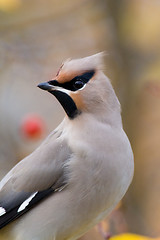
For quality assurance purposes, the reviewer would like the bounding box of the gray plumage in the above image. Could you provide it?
[0,53,134,240]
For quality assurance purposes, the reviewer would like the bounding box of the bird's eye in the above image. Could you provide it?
[73,80,84,90]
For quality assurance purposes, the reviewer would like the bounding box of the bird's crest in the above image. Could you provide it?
[55,52,105,84]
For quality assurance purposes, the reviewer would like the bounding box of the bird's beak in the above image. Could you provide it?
[37,82,55,91]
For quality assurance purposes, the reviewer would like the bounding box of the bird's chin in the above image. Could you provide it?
[38,82,80,119]
[49,90,80,119]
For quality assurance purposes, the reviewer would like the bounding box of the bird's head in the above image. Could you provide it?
[38,53,121,124]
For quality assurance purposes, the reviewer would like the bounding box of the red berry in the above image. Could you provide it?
[21,114,45,140]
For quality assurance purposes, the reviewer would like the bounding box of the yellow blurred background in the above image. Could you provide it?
[0,0,160,239]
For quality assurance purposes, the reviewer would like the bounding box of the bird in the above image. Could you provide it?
[0,53,134,240]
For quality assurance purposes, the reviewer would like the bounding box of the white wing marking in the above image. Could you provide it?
[17,192,38,213]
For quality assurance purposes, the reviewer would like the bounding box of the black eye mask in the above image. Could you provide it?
[48,70,95,92]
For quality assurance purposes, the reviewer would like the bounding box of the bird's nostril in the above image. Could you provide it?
[48,80,59,86]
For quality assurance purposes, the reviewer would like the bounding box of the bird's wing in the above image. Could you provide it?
[0,128,71,229]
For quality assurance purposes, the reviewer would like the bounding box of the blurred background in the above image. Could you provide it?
[0,0,160,239]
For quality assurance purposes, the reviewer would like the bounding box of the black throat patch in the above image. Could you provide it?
[49,90,80,119]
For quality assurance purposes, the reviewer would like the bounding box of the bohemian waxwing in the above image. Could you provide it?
[0,53,134,240]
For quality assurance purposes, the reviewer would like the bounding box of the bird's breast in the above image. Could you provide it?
[65,121,134,215]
